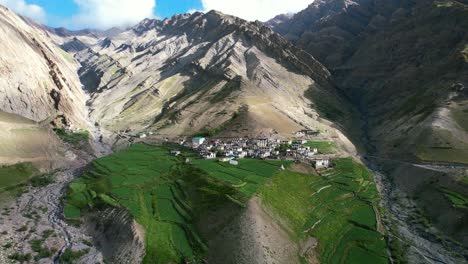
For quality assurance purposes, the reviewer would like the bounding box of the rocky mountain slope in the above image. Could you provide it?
[0,5,92,168]
[270,0,468,161]
[269,0,468,257]
[58,11,357,147]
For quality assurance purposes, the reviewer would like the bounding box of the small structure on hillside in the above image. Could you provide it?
[202,152,216,159]
[256,138,268,148]
[170,150,181,156]
[313,159,330,169]
[192,136,206,147]
[219,157,232,162]
[230,160,239,166]
[295,131,306,137]
[139,133,147,139]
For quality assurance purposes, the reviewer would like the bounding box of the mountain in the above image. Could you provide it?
[61,11,357,147]
[0,6,370,264]
[0,5,92,168]
[268,0,468,254]
[270,0,468,160]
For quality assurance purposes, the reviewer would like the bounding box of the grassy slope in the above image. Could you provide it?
[0,163,38,190]
[65,144,387,263]
[53,128,89,146]
[0,163,40,204]
[305,140,336,154]
[64,144,288,263]
[259,158,388,264]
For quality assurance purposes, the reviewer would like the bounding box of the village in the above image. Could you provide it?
[165,130,335,170]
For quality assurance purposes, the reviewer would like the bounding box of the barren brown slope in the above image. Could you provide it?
[62,11,357,143]
[0,5,94,168]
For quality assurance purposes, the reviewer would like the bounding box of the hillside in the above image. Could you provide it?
[269,0,468,260]
[0,5,96,169]
[57,11,358,144]
[269,0,468,162]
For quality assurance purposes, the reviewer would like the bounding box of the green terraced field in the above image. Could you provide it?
[65,144,386,263]
[65,144,204,263]
[305,141,336,154]
[259,158,387,264]
[64,144,289,263]
[191,158,291,199]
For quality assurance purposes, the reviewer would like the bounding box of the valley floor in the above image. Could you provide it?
[0,161,103,263]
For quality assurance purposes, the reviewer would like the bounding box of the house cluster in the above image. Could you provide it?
[294,129,320,137]
[184,136,331,169]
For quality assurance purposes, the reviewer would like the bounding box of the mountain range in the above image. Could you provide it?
[0,0,467,263]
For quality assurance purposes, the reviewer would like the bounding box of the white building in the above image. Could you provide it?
[192,137,206,146]
[256,139,268,147]
[202,152,216,159]
[170,150,181,156]
[230,160,239,166]
[314,159,330,169]
[139,133,147,139]
[295,131,305,137]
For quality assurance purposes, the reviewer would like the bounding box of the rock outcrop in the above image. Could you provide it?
[85,208,145,264]
[0,5,88,128]
[0,5,93,168]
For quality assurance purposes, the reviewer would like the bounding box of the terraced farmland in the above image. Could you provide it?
[259,158,387,264]
[191,158,291,200]
[64,144,204,263]
[64,144,290,263]
[305,140,336,154]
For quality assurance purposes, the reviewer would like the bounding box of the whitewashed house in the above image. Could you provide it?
[314,159,330,169]
[256,139,268,147]
[192,137,206,146]
[202,152,216,159]
[170,150,181,156]
[295,131,305,137]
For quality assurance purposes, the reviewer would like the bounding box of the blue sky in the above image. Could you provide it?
[26,0,203,27]
[0,0,313,30]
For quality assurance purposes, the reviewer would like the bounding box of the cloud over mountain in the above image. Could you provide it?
[71,0,156,29]
[201,0,312,21]
[0,0,46,22]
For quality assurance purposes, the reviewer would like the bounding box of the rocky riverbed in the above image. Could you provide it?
[370,163,468,264]
[0,158,104,264]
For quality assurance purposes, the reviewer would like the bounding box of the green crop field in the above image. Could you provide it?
[259,158,387,264]
[305,141,336,154]
[439,187,468,209]
[64,144,290,263]
[191,158,290,199]
[65,144,386,263]
[64,144,204,263]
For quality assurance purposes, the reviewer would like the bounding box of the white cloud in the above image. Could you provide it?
[0,0,46,22]
[71,0,156,29]
[187,9,202,14]
[201,0,312,21]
